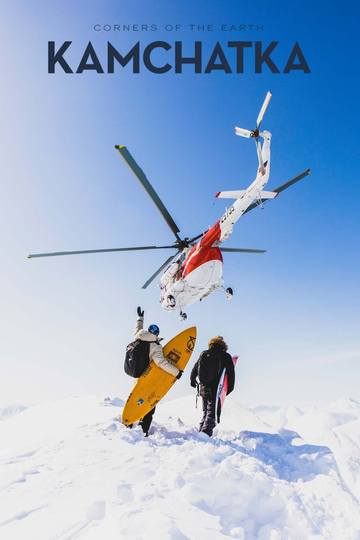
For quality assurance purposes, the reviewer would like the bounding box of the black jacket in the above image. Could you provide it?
[190,343,235,399]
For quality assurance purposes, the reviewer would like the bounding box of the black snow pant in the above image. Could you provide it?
[199,398,216,437]
[139,407,156,435]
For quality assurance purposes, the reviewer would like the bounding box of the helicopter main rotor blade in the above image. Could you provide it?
[28,245,177,259]
[115,145,182,244]
[256,91,272,128]
[142,252,180,289]
[271,169,310,195]
[242,169,310,216]
[220,248,266,253]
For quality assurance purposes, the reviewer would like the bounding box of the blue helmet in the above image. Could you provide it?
[148,324,160,337]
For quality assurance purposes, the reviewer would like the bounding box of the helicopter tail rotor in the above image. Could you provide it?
[235,127,252,138]
[235,91,272,175]
[235,91,272,141]
[256,91,272,129]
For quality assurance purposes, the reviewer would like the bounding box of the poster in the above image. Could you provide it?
[1,1,360,537]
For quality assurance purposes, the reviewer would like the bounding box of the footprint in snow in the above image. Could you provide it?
[117,482,134,503]
[86,501,106,521]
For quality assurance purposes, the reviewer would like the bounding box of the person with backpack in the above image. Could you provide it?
[124,306,182,436]
[190,336,235,437]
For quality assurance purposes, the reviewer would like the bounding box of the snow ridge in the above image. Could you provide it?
[0,405,28,422]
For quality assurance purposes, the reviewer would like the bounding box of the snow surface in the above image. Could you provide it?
[0,405,28,422]
[248,406,304,430]
[0,395,360,539]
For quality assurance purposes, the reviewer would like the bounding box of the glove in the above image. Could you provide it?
[190,380,197,388]
[137,306,144,317]
[176,370,183,380]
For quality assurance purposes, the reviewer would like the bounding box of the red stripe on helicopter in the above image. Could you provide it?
[182,246,223,279]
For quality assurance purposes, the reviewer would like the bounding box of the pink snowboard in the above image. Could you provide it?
[215,356,238,423]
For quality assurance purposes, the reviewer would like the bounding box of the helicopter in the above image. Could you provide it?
[28,92,310,320]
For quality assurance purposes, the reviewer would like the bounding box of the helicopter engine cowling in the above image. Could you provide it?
[160,261,180,285]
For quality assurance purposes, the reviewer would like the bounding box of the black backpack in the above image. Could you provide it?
[198,349,222,384]
[124,340,150,378]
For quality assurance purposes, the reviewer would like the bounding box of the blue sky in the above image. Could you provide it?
[0,0,359,408]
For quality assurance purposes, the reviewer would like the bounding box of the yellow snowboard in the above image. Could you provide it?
[122,327,197,425]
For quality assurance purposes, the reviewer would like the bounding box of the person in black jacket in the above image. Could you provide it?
[190,335,235,437]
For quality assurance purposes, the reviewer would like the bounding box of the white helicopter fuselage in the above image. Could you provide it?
[160,131,272,312]
[160,257,224,311]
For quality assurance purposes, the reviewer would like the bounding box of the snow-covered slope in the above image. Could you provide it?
[245,397,360,504]
[0,405,28,422]
[322,397,360,417]
[248,405,304,430]
[0,396,360,540]
[284,398,360,501]
[156,395,275,435]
